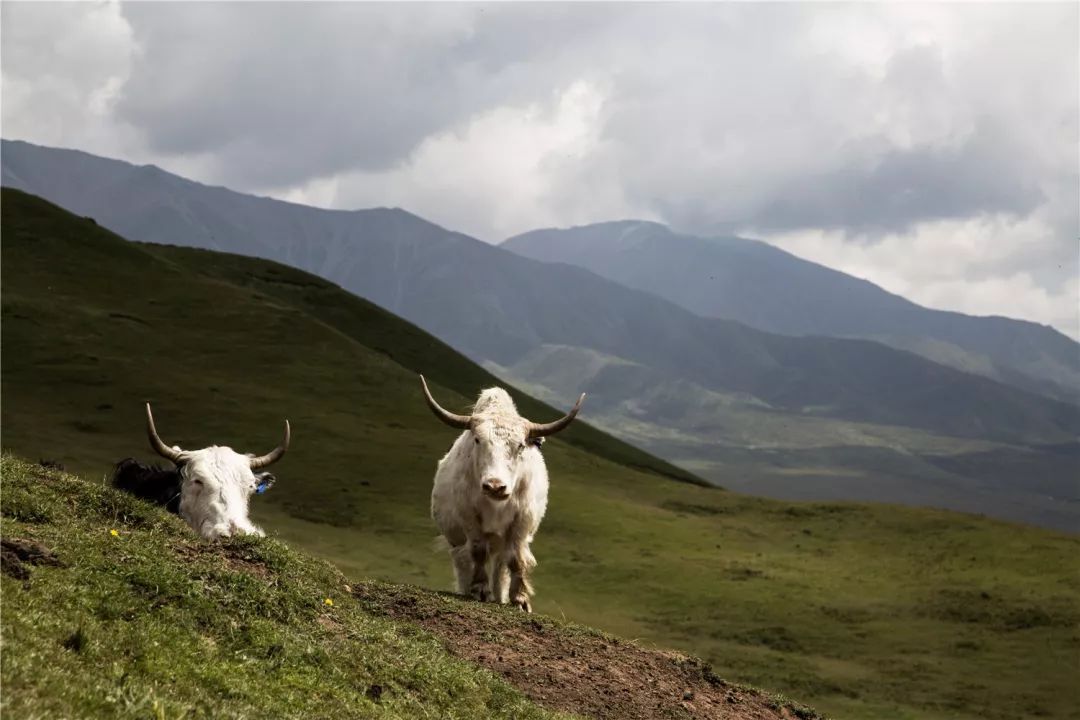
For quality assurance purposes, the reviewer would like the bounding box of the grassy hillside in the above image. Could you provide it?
[0,457,560,719]
[4,189,1080,719]
[4,456,821,719]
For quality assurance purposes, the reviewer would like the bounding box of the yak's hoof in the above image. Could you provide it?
[470,584,491,602]
[512,595,532,613]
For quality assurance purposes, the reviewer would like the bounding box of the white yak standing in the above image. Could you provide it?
[420,375,584,612]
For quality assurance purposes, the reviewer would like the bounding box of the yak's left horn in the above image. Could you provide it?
[145,403,185,464]
[249,420,290,469]
[526,393,586,439]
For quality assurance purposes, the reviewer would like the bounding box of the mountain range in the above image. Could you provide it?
[3,138,1078,530]
[505,221,1080,402]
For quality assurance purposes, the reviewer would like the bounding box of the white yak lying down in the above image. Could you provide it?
[420,375,585,612]
[113,403,290,540]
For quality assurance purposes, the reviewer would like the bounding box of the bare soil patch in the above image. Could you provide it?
[1,537,64,580]
[353,582,819,720]
[171,540,274,580]
[220,545,273,580]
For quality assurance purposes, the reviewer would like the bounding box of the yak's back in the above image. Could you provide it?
[111,458,182,515]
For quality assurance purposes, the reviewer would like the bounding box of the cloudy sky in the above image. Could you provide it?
[2,1,1078,337]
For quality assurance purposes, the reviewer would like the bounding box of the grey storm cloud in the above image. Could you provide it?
[114,3,493,185]
[90,3,1075,240]
[633,41,1051,237]
[723,123,1046,236]
[571,9,1075,240]
[112,3,620,189]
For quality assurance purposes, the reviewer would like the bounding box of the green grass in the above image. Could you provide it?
[1,455,569,719]
[3,188,1080,719]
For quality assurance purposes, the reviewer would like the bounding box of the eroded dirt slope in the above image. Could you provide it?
[353,582,821,720]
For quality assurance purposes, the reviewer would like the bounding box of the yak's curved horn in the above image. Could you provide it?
[419,375,472,429]
[526,393,586,439]
[145,403,185,464]
[249,420,290,469]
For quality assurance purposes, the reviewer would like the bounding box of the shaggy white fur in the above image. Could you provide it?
[429,387,558,612]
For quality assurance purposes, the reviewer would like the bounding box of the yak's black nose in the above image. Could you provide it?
[482,479,509,499]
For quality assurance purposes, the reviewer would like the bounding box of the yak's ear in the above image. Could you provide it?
[254,471,276,494]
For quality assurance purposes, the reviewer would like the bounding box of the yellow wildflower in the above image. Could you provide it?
[323,598,334,607]
[109,529,120,537]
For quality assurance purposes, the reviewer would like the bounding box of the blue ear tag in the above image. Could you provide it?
[254,471,276,494]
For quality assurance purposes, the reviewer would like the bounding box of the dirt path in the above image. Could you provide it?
[353,582,819,720]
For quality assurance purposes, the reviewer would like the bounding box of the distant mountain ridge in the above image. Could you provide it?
[5,138,1080,531]
[503,221,1080,401]
[3,139,1075,444]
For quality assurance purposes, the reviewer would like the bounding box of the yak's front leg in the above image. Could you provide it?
[491,561,511,604]
[506,540,537,613]
[490,536,510,604]
[467,537,492,602]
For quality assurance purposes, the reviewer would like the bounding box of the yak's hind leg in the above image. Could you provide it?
[448,542,472,596]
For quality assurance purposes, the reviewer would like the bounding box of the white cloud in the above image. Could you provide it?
[920,275,1079,340]
[765,214,1079,337]
[1,0,138,156]
[283,79,646,242]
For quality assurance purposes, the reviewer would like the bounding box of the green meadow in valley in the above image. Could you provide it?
[4,189,1079,719]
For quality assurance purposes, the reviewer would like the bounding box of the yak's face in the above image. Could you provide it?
[419,376,584,502]
[469,419,532,502]
[176,446,267,539]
